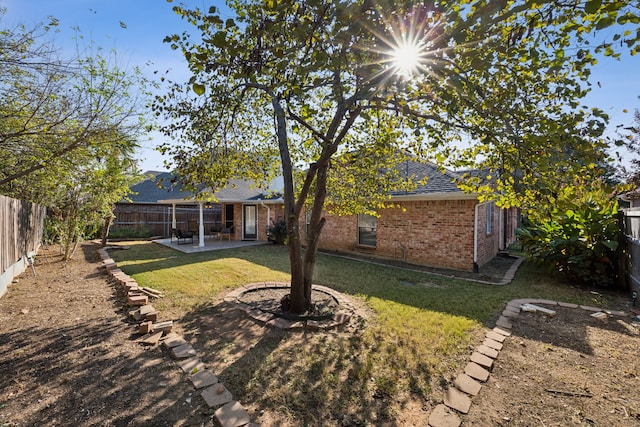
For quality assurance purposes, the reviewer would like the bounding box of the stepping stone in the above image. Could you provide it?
[443,387,471,414]
[171,343,197,359]
[501,308,520,318]
[579,305,603,312]
[493,326,511,337]
[128,294,148,306]
[464,362,490,382]
[428,404,461,427]
[138,321,153,335]
[202,384,233,407]
[496,317,513,330]
[485,331,506,343]
[189,370,218,389]
[178,357,206,374]
[215,401,250,427]
[470,351,493,369]
[558,301,579,308]
[153,321,173,334]
[476,344,499,359]
[141,331,163,346]
[139,305,156,316]
[483,338,503,351]
[454,373,482,396]
[163,335,188,349]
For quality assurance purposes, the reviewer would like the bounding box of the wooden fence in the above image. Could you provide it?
[0,195,47,298]
[622,207,640,300]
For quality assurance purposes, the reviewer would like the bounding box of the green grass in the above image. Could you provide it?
[110,241,615,425]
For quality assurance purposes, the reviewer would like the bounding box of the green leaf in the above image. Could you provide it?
[192,83,205,95]
[584,0,601,14]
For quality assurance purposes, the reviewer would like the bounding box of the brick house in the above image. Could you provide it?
[304,162,519,272]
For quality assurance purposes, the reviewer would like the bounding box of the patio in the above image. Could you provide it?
[153,237,268,254]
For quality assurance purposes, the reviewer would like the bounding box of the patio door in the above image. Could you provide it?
[243,204,257,240]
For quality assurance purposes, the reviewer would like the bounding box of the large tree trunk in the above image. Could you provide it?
[302,164,329,305]
[271,95,310,314]
[101,215,113,248]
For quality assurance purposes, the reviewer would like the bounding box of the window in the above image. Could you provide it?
[358,214,377,247]
[486,203,493,235]
[305,211,311,240]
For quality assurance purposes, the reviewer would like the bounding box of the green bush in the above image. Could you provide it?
[517,195,620,287]
[108,226,154,239]
[267,219,288,245]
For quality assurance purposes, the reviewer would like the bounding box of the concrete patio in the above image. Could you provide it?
[153,237,268,254]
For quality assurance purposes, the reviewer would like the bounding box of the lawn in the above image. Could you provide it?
[110,241,614,425]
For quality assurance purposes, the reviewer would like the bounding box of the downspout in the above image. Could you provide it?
[474,201,490,272]
[260,200,270,240]
[499,206,504,251]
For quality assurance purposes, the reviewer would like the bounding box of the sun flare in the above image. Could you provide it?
[391,40,423,77]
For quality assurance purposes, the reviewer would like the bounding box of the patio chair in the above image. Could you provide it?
[172,228,194,245]
[220,225,234,241]
[210,224,223,239]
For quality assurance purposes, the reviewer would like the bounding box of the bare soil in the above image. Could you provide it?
[0,243,214,427]
[1,242,638,426]
[464,303,640,426]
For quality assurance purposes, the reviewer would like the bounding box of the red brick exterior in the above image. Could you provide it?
[302,199,518,272]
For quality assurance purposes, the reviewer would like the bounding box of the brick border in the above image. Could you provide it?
[98,246,259,427]
[427,299,632,427]
[223,282,358,331]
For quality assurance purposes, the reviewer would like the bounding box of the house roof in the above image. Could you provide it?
[389,161,477,200]
[125,163,476,205]
[125,172,194,204]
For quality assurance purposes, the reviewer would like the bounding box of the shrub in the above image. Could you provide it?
[517,194,621,287]
[267,218,288,245]
[108,226,154,239]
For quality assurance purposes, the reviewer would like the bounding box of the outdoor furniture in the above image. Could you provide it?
[220,225,234,241]
[211,224,223,239]
[172,228,194,245]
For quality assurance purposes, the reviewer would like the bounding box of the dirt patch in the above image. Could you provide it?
[464,303,640,426]
[239,287,340,319]
[0,243,214,427]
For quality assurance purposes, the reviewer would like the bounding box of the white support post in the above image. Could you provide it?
[198,202,205,247]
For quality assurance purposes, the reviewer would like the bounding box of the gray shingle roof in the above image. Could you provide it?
[126,172,194,203]
[389,161,465,196]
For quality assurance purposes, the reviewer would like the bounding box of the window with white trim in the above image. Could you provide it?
[486,203,493,235]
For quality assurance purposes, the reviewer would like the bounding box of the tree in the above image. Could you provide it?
[156,0,639,313]
[0,11,149,257]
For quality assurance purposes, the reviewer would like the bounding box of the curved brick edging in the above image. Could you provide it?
[427,299,631,427]
[223,282,357,331]
[97,246,259,427]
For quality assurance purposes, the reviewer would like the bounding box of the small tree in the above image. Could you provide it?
[0,13,149,258]
[156,0,639,313]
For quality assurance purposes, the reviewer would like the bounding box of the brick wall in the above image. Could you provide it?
[305,199,479,271]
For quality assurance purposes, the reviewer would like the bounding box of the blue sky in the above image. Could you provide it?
[2,0,639,172]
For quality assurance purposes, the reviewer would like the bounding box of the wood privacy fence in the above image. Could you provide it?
[0,194,47,298]
[112,203,223,238]
[622,207,640,299]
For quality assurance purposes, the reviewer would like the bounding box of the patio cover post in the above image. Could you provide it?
[198,202,205,247]
[171,203,177,229]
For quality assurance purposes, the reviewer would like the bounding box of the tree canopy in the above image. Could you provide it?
[156,0,639,312]
[0,10,149,257]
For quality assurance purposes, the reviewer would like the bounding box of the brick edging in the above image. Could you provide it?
[223,282,358,331]
[427,299,632,427]
[97,246,259,427]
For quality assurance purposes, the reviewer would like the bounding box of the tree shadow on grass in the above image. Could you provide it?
[180,300,433,426]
